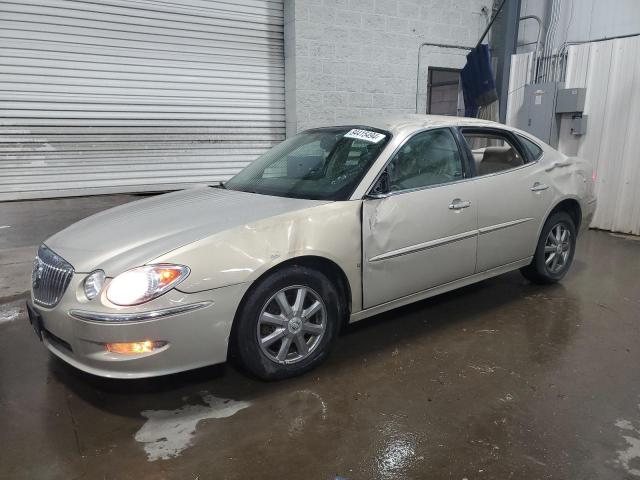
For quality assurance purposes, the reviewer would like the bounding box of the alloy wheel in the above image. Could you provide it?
[257,285,327,364]
[544,223,572,274]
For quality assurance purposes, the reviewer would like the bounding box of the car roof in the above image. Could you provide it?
[333,113,509,136]
[310,114,549,149]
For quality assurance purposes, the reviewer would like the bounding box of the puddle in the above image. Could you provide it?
[286,390,328,437]
[135,392,250,461]
[373,421,419,480]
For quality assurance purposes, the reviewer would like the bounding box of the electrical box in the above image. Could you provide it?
[556,88,586,113]
[570,115,587,135]
[522,82,559,145]
[514,83,588,147]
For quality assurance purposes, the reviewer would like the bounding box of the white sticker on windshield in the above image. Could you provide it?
[344,129,386,143]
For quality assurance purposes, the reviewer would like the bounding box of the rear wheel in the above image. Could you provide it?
[521,211,576,284]
[232,265,342,380]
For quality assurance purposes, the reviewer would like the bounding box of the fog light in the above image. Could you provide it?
[106,340,167,355]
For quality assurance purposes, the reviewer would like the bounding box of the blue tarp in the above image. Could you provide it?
[461,43,498,117]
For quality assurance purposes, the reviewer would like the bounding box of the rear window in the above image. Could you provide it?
[517,135,543,160]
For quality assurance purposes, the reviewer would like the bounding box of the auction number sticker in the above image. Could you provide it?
[344,129,386,143]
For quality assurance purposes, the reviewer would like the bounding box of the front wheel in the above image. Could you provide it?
[521,211,577,284]
[231,265,342,380]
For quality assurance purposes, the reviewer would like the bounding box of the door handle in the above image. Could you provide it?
[449,199,471,210]
[530,182,549,192]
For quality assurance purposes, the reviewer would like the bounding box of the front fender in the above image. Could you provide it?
[151,201,364,310]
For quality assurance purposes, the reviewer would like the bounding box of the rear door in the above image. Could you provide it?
[459,127,553,272]
[362,128,477,308]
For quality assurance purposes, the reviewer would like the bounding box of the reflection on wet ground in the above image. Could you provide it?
[1,229,639,479]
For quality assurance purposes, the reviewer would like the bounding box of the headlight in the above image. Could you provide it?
[84,270,105,300]
[106,264,190,306]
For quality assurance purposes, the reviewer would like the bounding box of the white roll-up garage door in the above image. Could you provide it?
[0,0,285,201]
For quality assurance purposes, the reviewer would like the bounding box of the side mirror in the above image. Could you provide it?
[367,170,390,199]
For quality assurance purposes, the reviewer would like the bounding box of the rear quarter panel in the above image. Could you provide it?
[538,145,597,234]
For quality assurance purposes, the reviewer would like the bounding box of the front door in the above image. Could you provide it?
[362,128,478,308]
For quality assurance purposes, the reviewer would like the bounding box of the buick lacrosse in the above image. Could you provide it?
[27,115,597,380]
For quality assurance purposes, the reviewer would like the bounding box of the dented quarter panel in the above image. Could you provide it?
[535,144,598,238]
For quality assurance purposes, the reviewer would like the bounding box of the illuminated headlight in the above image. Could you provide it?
[106,264,190,306]
[84,270,105,300]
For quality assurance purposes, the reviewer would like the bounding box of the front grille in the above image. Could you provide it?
[32,245,74,308]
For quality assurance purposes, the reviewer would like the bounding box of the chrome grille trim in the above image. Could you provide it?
[32,245,74,308]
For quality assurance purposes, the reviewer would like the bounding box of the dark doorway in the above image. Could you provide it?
[427,68,462,116]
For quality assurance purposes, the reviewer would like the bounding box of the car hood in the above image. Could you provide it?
[45,187,329,275]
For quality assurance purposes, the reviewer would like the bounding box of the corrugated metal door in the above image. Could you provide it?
[0,0,285,201]
[558,36,640,235]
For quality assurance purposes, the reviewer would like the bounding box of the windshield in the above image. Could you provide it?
[225,126,391,200]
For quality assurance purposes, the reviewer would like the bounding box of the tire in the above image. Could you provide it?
[521,211,577,284]
[231,265,342,380]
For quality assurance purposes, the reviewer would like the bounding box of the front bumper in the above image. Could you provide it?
[28,277,249,379]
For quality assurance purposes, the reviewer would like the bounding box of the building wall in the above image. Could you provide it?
[518,0,640,55]
[508,0,640,234]
[559,36,640,234]
[284,0,492,134]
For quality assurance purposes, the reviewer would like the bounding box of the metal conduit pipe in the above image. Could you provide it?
[541,0,561,81]
[554,32,640,81]
[414,42,473,113]
[518,15,542,80]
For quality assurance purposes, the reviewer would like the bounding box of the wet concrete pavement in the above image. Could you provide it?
[1,196,640,479]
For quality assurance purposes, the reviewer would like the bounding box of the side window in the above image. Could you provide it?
[387,129,464,191]
[462,130,525,176]
[517,134,544,160]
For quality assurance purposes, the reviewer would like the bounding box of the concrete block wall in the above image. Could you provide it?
[284,0,493,134]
